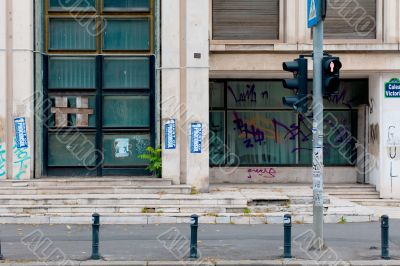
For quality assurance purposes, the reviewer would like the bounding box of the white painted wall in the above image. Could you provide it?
[380,73,400,199]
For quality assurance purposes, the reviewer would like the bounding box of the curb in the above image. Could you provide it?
[1,260,400,266]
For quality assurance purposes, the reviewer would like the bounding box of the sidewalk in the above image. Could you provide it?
[1,222,399,264]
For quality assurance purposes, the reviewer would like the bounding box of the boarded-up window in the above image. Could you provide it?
[212,0,280,40]
[324,0,376,39]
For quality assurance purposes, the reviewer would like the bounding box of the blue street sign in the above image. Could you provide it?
[307,0,320,28]
[165,119,176,150]
[385,78,400,98]
[190,123,202,154]
[14,117,29,149]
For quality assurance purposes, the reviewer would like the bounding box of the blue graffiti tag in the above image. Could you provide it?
[13,142,30,180]
[0,140,6,177]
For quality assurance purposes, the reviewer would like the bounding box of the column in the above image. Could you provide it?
[183,0,210,192]
[161,0,182,184]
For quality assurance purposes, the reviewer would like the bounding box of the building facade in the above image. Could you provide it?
[1,0,400,199]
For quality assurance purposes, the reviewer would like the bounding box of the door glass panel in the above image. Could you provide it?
[299,111,356,165]
[103,96,150,127]
[49,0,96,11]
[102,19,150,51]
[103,134,150,166]
[227,81,288,109]
[210,111,225,165]
[48,57,96,89]
[48,133,96,166]
[103,57,150,89]
[49,19,97,50]
[227,111,297,165]
[210,81,225,108]
[103,0,150,11]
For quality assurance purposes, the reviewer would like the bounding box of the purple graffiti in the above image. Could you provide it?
[247,168,276,179]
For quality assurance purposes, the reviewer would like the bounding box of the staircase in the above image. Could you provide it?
[325,184,380,200]
[0,180,376,224]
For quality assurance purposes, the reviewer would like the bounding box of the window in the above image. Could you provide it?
[209,80,368,166]
[47,0,152,52]
[324,0,377,39]
[44,0,154,176]
[212,0,280,40]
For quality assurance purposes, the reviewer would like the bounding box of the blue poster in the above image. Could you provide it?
[14,117,29,149]
[190,123,202,154]
[385,78,400,98]
[165,119,176,150]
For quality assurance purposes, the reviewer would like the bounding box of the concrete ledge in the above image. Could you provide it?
[2,260,400,266]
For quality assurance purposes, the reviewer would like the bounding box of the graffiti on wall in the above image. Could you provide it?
[232,112,351,153]
[247,168,276,179]
[387,125,400,193]
[0,139,6,177]
[13,141,30,180]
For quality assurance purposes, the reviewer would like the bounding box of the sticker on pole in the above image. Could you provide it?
[307,0,320,28]
[14,117,28,149]
[164,119,176,150]
[190,123,202,154]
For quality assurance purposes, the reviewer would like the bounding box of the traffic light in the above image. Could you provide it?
[322,56,342,97]
[282,57,308,113]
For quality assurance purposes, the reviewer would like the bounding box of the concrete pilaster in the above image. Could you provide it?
[2,0,34,180]
[161,0,182,184]
[183,0,209,192]
[0,0,7,179]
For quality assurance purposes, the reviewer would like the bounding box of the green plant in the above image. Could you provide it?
[243,208,251,215]
[138,146,162,178]
[191,186,199,195]
[141,207,155,214]
[338,216,346,224]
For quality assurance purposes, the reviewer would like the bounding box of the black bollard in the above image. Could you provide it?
[283,214,292,259]
[381,215,390,260]
[91,213,101,260]
[189,214,199,259]
[0,240,4,260]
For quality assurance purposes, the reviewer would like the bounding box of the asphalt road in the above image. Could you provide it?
[1,221,400,262]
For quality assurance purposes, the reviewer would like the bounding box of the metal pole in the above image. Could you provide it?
[91,213,101,260]
[189,214,199,259]
[312,19,324,250]
[283,214,292,258]
[381,215,390,260]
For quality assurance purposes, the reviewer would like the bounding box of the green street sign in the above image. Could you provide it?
[385,78,400,98]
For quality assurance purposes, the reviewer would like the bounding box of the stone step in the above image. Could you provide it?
[325,188,377,193]
[335,194,380,199]
[0,177,173,187]
[0,194,250,205]
[327,191,380,196]
[0,185,192,195]
[0,203,347,217]
[353,199,400,207]
[324,184,376,189]
[0,211,376,225]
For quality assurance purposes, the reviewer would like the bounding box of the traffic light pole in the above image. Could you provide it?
[312,19,324,250]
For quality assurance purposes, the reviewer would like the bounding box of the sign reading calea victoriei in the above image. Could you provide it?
[385,78,400,98]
